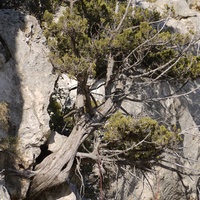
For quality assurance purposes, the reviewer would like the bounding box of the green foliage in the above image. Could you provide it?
[170,56,200,80]
[163,4,176,18]
[0,102,9,132]
[43,10,53,25]
[43,2,163,78]
[0,135,18,153]
[43,6,97,77]
[43,1,200,80]
[47,96,74,135]
[103,112,180,161]
[133,7,160,25]
[0,0,62,19]
[146,0,157,2]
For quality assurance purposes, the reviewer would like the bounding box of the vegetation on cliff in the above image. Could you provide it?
[3,0,198,199]
[0,102,9,132]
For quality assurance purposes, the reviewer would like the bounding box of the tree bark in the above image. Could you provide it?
[105,53,115,99]
[76,74,94,116]
[28,98,115,199]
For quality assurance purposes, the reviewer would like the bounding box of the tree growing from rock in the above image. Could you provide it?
[27,0,200,199]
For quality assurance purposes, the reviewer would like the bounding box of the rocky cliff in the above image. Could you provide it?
[0,0,200,199]
[0,10,56,199]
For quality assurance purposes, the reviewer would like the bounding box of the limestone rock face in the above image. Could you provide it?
[101,79,200,200]
[34,1,200,199]
[0,10,56,198]
[54,75,200,200]
[0,1,200,199]
[141,82,200,200]
[139,0,200,35]
[188,0,200,10]
[155,0,196,16]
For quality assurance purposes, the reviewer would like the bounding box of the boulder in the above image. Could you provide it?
[0,9,56,198]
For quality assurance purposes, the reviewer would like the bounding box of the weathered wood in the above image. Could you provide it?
[28,119,90,198]
[28,98,115,199]
[105,54,115,98]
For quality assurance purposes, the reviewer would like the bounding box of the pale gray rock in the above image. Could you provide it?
[1,1,200,199]
[54,74,77,108]
[138,0,200,36]
[0,185,11,200]
[55,74,106,109]
[0,171,10,200]
[39,183,77,200]
[0,9,56,198]
[143,81,200,199]
[55,75,200,199]
[188,0,200,9]
[43,1,200,199]
[47,131,68,153]
[90,78,106,103]
[103,80,200,200]
[155,0,196,17]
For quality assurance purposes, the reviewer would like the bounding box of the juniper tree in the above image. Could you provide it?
[27,0,200,199]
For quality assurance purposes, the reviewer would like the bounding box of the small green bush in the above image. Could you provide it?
[103,112,181,161]
[47,97,74,135]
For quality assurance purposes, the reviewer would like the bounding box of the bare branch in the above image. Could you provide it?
[115,0,132,32]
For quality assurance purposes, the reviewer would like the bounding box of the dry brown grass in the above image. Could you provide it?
[0,102,9,131]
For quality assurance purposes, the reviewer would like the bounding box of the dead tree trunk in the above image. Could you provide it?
[28,98,115,199]
[105,53,115,99]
